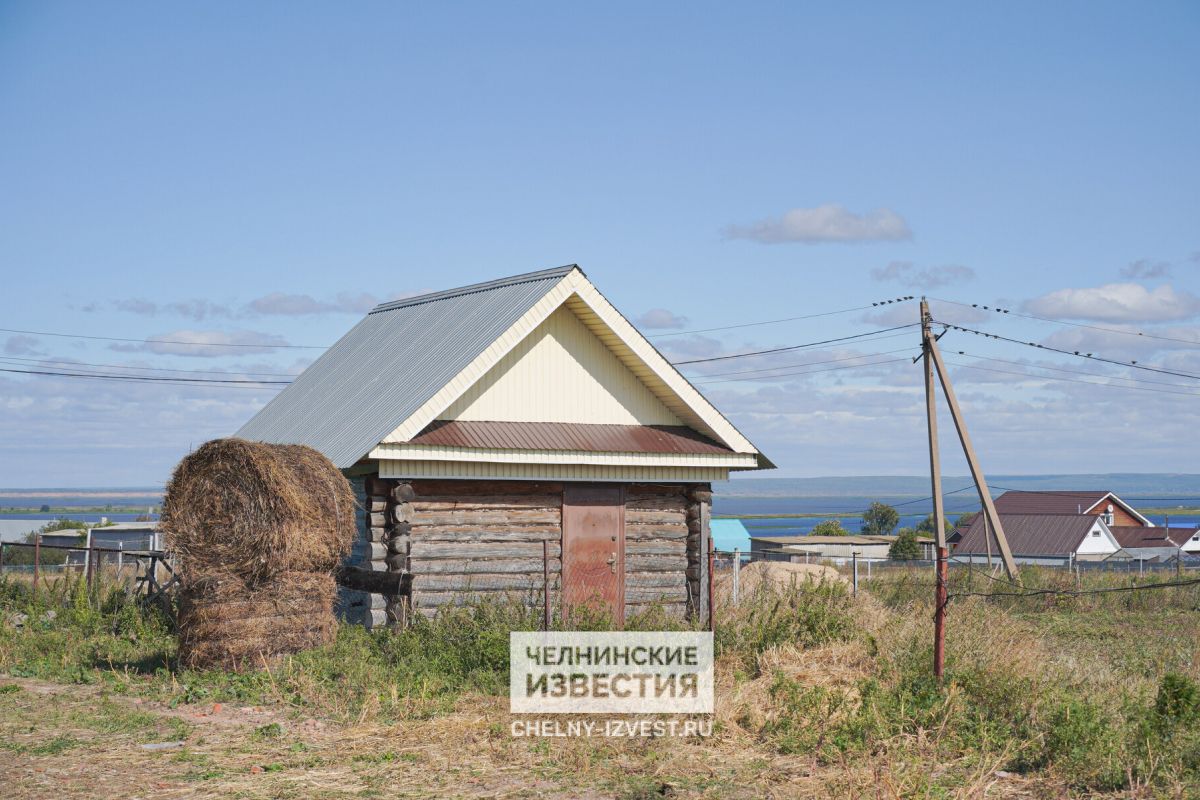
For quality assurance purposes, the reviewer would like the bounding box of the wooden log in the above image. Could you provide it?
[413,574,551,592]
[626,586,688,603]
[625,523,688,540]
[685,507,701,523]
[365,476,395,497]
[687,490,713,504]
[625,509,688,526]
[385,552,408,571]
[624,496,689,512]
[626,601,689,614]
[626,541,687,556]
[413,495,562,510]
[392,482,416,502]
[387,534,411,555]
[625,572,688,589]
[369,498,388,512]
[365,527,389,543]
[411,590,536,608]
[687,518,702,534]
[408,527,561,543]
[409,557,561,575]
[409,509,561,525]
[407,542,562,559]
[626,483,690,497]
[625,554,687,571]
[351,541,388,561]
[369,512,389,528]
[337,588,387,610]
[411,480,564,496]
[390,521,412,538]
[336,566,403,595]
[392,502,415,524]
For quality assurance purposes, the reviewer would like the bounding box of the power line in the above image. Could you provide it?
[0,366,290,387]
[943,358,1200,398]
[670,323,921,365]
[929,297,1200,347]
[683,333,918,378]
[696,355,907,386]
[0,355,301,379]
[938,322,1200,381]
[0,326,325,350]
[944,351,1196,390]
[650,297,915,338]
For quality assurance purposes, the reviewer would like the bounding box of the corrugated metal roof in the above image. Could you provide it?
[954,513,1098,556]
[993,491,1110,515]
[408,420,733,454]
[1110,525,1196,549]
[236,266,579,467]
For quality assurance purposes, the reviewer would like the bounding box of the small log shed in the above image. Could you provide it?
[237,265,772,626]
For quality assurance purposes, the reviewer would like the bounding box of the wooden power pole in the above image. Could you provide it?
[921,299,1021,679]
[921,300,949,679]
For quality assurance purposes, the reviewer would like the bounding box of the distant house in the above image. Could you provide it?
[87,523,161,565]
[710,519,751,554]
[993,490,1152,527]
[751,534,935,564]
[1108,525,1200,563]
[953,513,1119,565]
[37,531,88,567]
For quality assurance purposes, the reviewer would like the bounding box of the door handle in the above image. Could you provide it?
[607,552,617,574]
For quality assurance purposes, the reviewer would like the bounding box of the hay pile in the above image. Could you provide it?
[162,438,355,670]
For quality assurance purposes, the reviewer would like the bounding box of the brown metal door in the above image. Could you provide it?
[562,484,625,626]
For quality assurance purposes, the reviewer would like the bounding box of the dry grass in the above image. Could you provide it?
[160,438,355,584]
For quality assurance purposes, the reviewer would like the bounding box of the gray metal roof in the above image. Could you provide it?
[236,265,579,467]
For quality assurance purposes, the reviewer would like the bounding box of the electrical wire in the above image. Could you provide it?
[937,322,1200,380]
[942,351,1195,390]
[0,366,289,387]
[683,333,918,378]
[0,355,301,379]
[671,323,921,365]
[943,358,1200,398]
[649,297,914,338]
[695,354,915,385]
[0,326,325,349]
[929,296,1200,347]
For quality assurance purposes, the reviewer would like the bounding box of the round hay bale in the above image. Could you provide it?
[161,438,355,584]
[177,571,337,671]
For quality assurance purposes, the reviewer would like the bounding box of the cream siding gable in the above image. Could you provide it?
[436,305,684,426]
[380,268,765,463]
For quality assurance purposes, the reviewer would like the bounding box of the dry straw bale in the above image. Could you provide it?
[177,571,337,670]
[161,438,355,584]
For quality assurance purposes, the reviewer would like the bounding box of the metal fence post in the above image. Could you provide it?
[87,540,96,594]
[543,539,551,631]
[732,548,740,606]
[0,542,5,574]
[33,536,41,601]
[851,552,858,596]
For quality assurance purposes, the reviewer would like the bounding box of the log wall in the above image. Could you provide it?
[407,480,562,617]
[339,474,711,627]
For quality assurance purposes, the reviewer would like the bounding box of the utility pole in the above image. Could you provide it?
[921,299,949,680]
[921,301,1020,580]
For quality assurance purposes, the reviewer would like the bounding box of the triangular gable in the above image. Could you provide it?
[436,304,685,426]
[1082,492,1154,527]
[380,268,767,462]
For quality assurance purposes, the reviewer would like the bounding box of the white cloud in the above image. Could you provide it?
[109,329,295,358]
[1119,259,1171,280]
[635,309,690,330]
[871,261,975,289]
[4,335,47,356]
[1025,283,1200,323]
[248,292,380,316]
[724,204,912,244]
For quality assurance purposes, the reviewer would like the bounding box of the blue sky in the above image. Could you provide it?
[1,2,1198,486]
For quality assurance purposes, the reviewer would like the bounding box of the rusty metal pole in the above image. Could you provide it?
[33,536,41,602]
[707,539,715,632]
[543,539,551,630]
[87,540,96,594]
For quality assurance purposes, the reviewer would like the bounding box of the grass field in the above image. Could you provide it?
[1,568,1198,799]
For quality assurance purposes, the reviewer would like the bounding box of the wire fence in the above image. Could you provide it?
[0,540,176,607]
